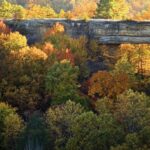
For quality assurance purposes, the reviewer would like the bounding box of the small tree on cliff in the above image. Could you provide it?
[96,0,130,19]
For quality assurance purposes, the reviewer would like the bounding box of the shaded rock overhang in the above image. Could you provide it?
[4,19,150,44]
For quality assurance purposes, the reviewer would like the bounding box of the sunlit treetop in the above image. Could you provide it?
[96,0,130,19]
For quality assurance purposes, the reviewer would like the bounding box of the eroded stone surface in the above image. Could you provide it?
[4,19,150,44]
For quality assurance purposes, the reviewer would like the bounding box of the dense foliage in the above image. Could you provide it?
[96,0,130,19]
[0,7,150,150]
[1,0,150,19]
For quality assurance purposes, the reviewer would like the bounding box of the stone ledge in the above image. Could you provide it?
[4,19,150,44]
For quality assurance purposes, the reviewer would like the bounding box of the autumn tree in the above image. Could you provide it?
[0,102,23,150]
[113,55,136,82]
[128,0,150,19]
[96,0,130,19]
[116,44,150,95]
[0,45,48,112]
[119,44,150,76]
[25,3,56,19]
[111,90,150,150]
[46,34,88,66]
[0,32,27,51]
[68,0,97,19]
[66,112,123,150]
[135,6,150,20]
[132,45,150,75]
[45,23,87,66]
[88,71,130,99]
[46,100,84,150]
[96,89,150,132]
[96,90,150,149]
[0,31,27,80]
[45,61,82,105]
[45,23,89,79]
[114,90,150,133]
[0,21,10,34]
[44,22,65,38]
[0,0,25,19]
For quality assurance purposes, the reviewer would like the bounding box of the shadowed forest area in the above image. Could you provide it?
[0,0,150,150]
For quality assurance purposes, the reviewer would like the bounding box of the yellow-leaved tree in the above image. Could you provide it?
[25,3,56,19]
[0,0,25,19]
[96,0,130,19]
[68,0,97,19]
[119,44,150,76]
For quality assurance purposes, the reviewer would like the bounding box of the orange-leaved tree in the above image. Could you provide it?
[0,20,10,34]
[88,71,130,99]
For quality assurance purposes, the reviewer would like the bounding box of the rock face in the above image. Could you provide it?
[4,19,150,44]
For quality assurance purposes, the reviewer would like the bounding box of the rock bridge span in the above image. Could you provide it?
[4,19,150,44]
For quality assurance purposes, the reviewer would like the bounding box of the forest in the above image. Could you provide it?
[0,0,150,150]
[0,0,150,19]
